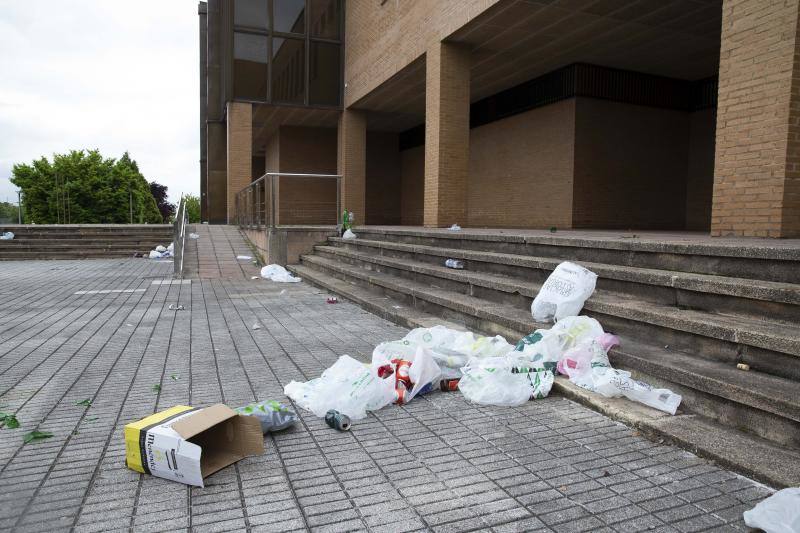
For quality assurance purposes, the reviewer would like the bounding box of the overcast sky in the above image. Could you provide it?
[0,0,199,205]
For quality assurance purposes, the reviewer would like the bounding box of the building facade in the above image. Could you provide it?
[200,0,800,238]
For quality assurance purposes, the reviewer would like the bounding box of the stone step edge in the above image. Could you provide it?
[326,238,800,305]
[352,227,800,262]
[296,255,800,424]
[303,251,800,357]
[288,263,800,488]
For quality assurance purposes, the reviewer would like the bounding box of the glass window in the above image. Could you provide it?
[234,32,268,100]
[309,0,340,40]
[234,0,268,30]
[271,37,305,103]
[274,0,305,34]
[309,41,340,105]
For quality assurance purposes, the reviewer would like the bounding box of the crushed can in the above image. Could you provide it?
[324,410,351,431]
[440,379,460,392]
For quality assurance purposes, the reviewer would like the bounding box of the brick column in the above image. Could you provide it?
[712,0,800,237]
[337,109,367,224]
[226,102,252,224]
[424,41,470,228]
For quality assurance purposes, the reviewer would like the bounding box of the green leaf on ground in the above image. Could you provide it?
[1,413,20,429]
[23,430,53,443]
[76,399,92,407]
[151,384,161,392]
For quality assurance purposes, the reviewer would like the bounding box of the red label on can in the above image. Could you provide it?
[440,379,460,392]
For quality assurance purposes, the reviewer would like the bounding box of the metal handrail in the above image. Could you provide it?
[173,195,188,278]
[235,172,342,229]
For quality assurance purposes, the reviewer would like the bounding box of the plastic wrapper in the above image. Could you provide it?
[531,262,597,322]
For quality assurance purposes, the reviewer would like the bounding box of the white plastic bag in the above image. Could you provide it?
[0,231,14,240]
[532,262,597,322]
[261,264,301,283]
[155,245,167,253]
[189,233,199,239]
[148,250,163,259]
[743,488,800,533]
[343,229,357,240]
[458,357,554,406]
[284,355,396,420]
[515,316,604,372]
[372,345,442,403]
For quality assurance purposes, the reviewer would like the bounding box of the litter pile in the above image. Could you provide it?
[285,261,682,422]
[260,264,301,283]
[0,231,14,240]
[148,243,174,259]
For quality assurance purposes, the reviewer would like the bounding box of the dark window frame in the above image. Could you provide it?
[231,0,343,108]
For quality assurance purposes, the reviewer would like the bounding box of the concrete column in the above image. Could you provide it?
[424,41,470,228]
[337,109,367,223]
[712,0,800,237]
[226,101,252,223]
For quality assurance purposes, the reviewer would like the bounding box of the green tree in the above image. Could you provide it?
[183,194,201,223]
[149,181,176,223]
[0,201,20,223]
[10,150,162,224]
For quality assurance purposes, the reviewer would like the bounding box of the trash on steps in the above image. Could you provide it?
[372,345,441,405]
[260,264,301,283]
[235,400,297,433]
[124,404,264,487]
[1,231,14,240]
[325,409,351,431]
[236,255,252,260]
[251,276,260,280]
[743,487,800,533]
[458,357,554,406]
[737,363,750,371]
[343,229,357,240]
[148,242,174,259]
[515,316,605,373]
[156,245,166,253]
[531,261,597,322]
[448,224,461,231]
[445,259,464,269]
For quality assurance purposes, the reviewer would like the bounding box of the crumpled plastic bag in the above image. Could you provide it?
[564,336,682,415]
[284,355,396,419]
[0,231,14,240]
[149,243,174,259]
[743,487,800,533]
[532,262,597,322]
[515,316,604,372]
[235,400,297,433]
[458,356,554,406]
[372,345,441,404]
[261,264,301,283]
[189,233,199,239]
[343,229,357,239]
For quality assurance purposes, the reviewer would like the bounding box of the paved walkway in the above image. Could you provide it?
[0,242,773,532]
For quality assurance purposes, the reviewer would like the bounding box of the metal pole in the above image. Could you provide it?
[336,176,341,227]
[129,190,133,224]
[17,191,21,224]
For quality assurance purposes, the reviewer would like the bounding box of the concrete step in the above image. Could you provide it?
[288,262,800,488]
[311,246,800,380]
[328,237,800,323]
[353,227,800,284]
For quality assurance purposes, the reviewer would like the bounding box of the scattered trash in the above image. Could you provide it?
[327,297,338,304]
[743,487,800,533]
[549,227,557,233]
[515,316,604,373]
[285,355,397,420]
[1,412,20,429]
[236,255,252,261]
[168,304,185,311]
[235,400,298,433]
[75,399,92,407]
[251,276,260,280]
[531,262,598,322]
[325,409,351,431]
[373,346,441,405]
[170,374,179,381]
[448,224,461,231]
[261,264,301,283]
[445,259,464,269]
[23,430,52,443]
[252,323,261,330]
[149,242,174,259]
[341,210,355,236]
[151,384,161,393]
[1,231,14,240]
[458,358,554,406]
[343,229,357,240]
[124,404,264,487]
[189,233,199,239]
[737,363,750,371]
[440,378,460,392]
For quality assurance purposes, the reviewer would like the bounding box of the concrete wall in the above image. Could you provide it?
[467,99,575,228]
[366,132,402,225]
[573,98,690,230]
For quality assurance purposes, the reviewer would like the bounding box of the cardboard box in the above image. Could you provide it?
[124,404,264,487]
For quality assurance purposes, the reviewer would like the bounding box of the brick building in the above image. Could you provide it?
[199,0,800,238]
